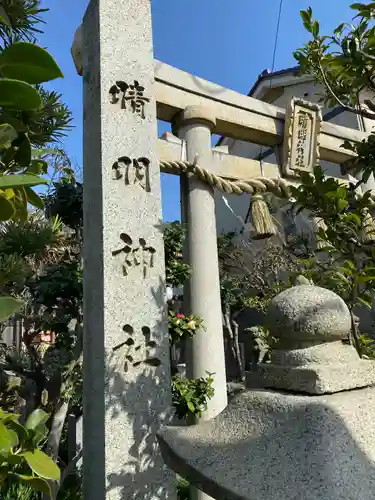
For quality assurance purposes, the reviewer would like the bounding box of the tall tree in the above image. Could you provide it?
[291,3,375,354]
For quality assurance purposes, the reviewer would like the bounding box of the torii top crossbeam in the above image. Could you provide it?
[72,25,368,185]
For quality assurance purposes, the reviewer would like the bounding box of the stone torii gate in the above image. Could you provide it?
[71,1,369,499]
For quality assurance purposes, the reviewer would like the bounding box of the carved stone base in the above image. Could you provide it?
[250,342,375,395]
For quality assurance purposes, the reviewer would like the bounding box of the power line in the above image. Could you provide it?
[271,0,284,75]
[245,0,284,225]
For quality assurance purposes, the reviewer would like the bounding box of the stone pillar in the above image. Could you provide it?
[81,1,174,499]
[175,106,227,500]
[175,106,228,419]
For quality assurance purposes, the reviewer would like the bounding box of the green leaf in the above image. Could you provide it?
[0,296,24,322]
[300,9,312,28]
[0,174,47,189]
[12,187,28,223]
[358,297,371,308]
[28,159,48,174]
[32,148,59,158]
[337,199,348,211]
[187,401,195,413]
[0,6,10,26]
[350,3,368,9]
[22,449,60,481]
[0,422,11,452]
[25,409,49,431]
[2,412,20,424]
[16,474,52,497]
[31,423,48,447]
[14,134,31,167]
[0,196,15,221]
[0,42,64,84]
[7,420,28,444]
[25,187,44,209]
[334,23,346,35]
[0,79,42,111]
[0,114,28,133]
[0,124,17,148]
[358,275,375,283]
[7,429,19,449]
[312,20,320,37]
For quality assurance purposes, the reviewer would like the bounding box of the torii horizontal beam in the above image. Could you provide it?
[157,135,350,192]
[70,29,368,166]
[157,134,280,179]
[154,61,367,165]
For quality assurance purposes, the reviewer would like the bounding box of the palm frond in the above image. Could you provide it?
[6,88,73,146]
[0,212,62,258]
[0,0,47,46]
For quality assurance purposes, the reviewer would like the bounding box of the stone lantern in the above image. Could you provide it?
[158,285,375,500]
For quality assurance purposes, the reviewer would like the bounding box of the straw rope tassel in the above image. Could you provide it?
[250,194,278,240]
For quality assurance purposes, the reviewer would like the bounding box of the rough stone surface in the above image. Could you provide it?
[81,1,174,498]
[267,285,351,347]
[71,25,83,76]
[254,344,375,394]
[176,108,228,421]
[158,387,375,500]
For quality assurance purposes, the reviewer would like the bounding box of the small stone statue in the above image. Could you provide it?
[244,326,270,369]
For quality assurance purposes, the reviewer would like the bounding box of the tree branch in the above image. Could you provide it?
[46,399,70,460]
[231,312,245,381]
[318,62,375,120]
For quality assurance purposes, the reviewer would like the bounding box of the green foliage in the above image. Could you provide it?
[294,3,375,186]
[172,373,215,420]
[294,4,375,110]
[291,166,375,310]
[163,221,213,419]
[0,214,61,259]
[0,0,72,324]
[17,88,72,147]
[0,1,47,43]
[0,1,69,227]
[0,407,60,499]
[44,181,83,230]
[358,333,375,358]
[0,4,81,499]
[0,296,23,322]
[168,311,203,345]
[177,478,190,500]
[0,42,63,84]
[163,221,191,287]
[0,252,31,287]
[0,482,39,500]
[218,234,296,315]
[28,261,82,312]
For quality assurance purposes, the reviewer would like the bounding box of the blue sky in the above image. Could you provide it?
[38,0,353,221]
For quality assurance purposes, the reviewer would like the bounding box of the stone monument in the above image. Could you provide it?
[79,0,174,498]
[158,285,375,500]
